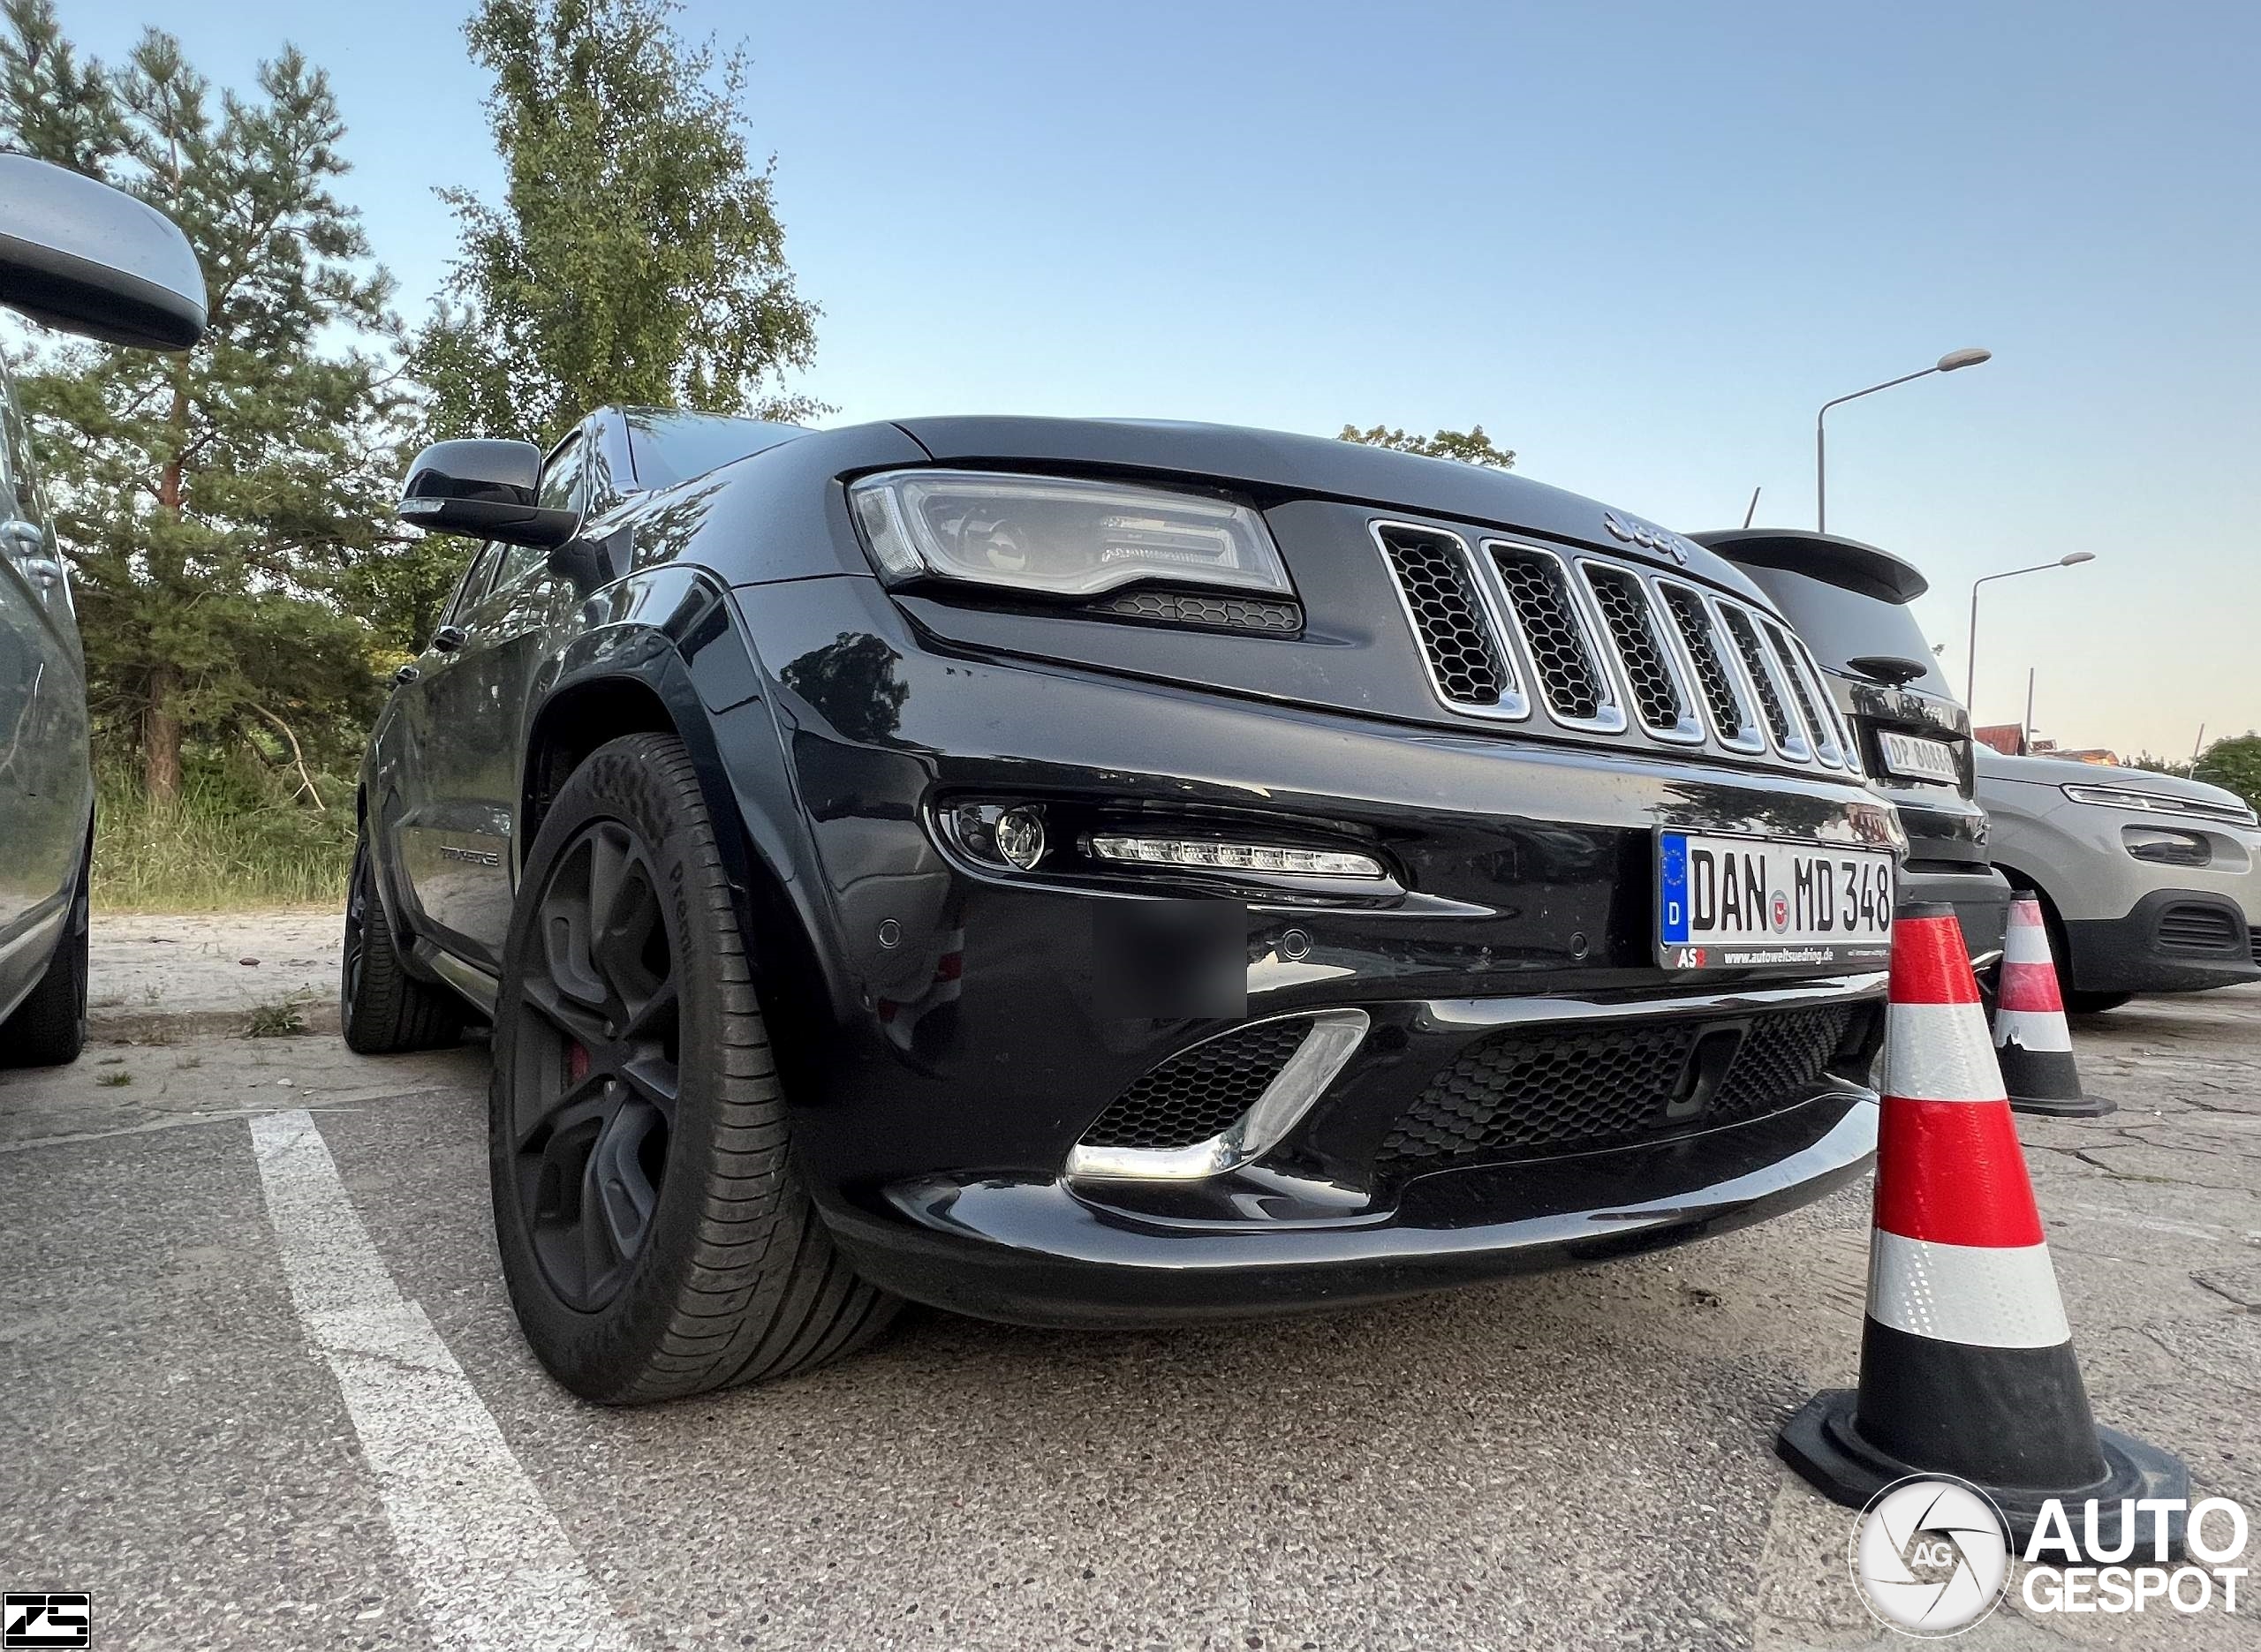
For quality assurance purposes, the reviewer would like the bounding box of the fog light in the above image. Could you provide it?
[1088,835,1384,879]
[994,807,1047,870]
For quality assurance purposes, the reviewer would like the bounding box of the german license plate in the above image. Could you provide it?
[1878,730,1960,785]
[1656,831,1894,970]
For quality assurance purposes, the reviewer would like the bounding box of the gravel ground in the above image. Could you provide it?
[4,915,2257,1650]
[87,909,340,1039]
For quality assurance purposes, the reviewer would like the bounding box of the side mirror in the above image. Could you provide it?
[397,439,580,548]
[0,155,207,350]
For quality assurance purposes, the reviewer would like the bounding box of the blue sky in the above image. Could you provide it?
[70,0,2261,758]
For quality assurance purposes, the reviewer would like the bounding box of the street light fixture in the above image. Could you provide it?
[1965,552,2096,710]
[1815,349,1993,532]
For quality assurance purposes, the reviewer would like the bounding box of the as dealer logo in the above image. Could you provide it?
[1851,1477,2010,1636]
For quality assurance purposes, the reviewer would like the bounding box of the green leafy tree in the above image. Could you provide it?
[412,0,821,445]
[1339,424,1516,469]
[0,0,412,801]
[2195,733,2261,812]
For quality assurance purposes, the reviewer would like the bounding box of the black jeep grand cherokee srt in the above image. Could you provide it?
[349,409,1902,1403]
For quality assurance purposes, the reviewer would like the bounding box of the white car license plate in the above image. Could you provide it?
[1878,730,1961,785]
[1656,832,1894,970]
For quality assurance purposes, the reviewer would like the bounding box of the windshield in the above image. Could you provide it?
[1738,565,1957,699]
[624,410,805,491]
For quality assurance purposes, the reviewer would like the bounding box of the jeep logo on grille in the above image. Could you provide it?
[1602,510,1692,564]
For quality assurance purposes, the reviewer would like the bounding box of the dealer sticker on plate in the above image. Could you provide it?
[1656,831,1894,970]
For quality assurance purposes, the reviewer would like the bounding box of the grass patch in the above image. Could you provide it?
[244,994,312,1038]
[96,1070,132,1087]
[94,765,354,913]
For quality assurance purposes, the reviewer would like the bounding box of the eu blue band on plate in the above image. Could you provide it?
[1659,832,1690,944]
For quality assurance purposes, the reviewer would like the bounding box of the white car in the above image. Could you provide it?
[1976,750,2261,1011]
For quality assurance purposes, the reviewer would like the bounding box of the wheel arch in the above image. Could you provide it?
[518,594,850,1037]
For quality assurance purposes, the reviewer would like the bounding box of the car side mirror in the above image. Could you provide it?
[0,155,208,350]
[397,439,580,549]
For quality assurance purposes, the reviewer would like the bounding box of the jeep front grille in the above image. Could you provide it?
[1489,544,1622,729]
[1374,521,1851,771]
[1375,524,1521,715]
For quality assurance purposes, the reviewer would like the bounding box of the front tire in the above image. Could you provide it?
[1,858,87,1068]
[490,731,897,1403]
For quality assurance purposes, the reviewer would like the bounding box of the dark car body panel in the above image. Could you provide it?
[362,410,1898,1325]
[1695,529,2010,962]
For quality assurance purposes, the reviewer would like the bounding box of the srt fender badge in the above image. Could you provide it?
[1602,510,1692,564]
[438,844,503,866]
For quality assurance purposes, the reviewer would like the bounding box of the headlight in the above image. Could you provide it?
[2062,783,2258,826]
[848,470,1291,600]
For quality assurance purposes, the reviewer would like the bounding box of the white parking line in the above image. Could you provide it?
[249,1110,632,1652]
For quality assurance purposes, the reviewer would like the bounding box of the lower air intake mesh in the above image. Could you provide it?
[1079,1019,1314,1150]
[1379,1002,1865,1172]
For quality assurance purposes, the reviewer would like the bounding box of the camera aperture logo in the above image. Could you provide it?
[1852,1477,2011,1636]
[1849,1483,2253,1635]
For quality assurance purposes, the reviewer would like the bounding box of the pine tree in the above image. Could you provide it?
[414,0,821,445]
[0,0,412,801]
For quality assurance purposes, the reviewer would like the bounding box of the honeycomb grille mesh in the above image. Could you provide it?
[1586,565,1684,731]
[1719,604,1795,745]
[1079,1019,1315,1150]
[1763,619,1834,758]
[1660,585,1750,736]
[1491,547,1606,720]
[1709,1005,1862,1117]
[1378,1003,1864,1172]
[1378,527,1509,707]
[1086,589,1302,632]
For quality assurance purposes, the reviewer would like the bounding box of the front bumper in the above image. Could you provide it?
[829,1085,1878,1326]
[736,575,1899,1321]
[2063,886,2260,995]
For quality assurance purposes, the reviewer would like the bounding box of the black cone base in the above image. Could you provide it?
[1778,1389,2190,1559]
[1999,1045,2114,1117]
[2008,1089,2118,1119]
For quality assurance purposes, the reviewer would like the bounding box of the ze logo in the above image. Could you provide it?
[3,1593,92,1649]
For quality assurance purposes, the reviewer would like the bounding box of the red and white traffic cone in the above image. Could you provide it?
[1995,894,2114,1118]
[1776,902,2186,1556]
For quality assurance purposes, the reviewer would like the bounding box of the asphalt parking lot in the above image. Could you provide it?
[4,921,2258,1651]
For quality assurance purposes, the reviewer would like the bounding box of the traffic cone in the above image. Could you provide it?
[1776,902,2188,1557]
[1995,894,2114,1118]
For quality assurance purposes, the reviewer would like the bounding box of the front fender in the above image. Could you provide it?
[522,563,861,1026]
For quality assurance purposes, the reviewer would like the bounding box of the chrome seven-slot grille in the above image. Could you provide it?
[1375,521,1857,773]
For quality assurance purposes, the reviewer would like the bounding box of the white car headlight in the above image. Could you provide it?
[848,470,1291,600]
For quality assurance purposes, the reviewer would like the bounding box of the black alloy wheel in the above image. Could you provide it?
[507,819,682,1310]
[490,731,898,1403]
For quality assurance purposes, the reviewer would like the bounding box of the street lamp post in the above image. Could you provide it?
[1815,348,1992,533]
[1965,553,2097,710]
